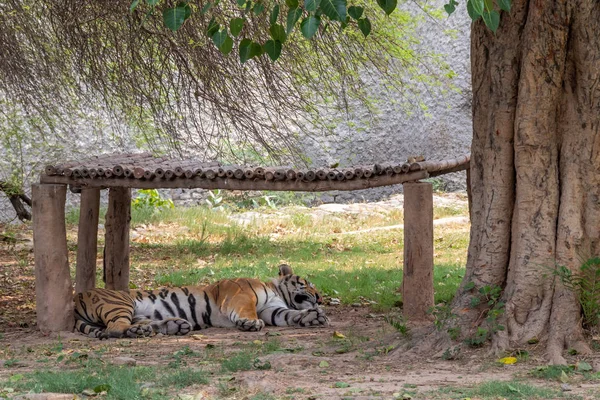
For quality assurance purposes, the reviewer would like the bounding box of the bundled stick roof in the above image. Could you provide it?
[41,152,470,192]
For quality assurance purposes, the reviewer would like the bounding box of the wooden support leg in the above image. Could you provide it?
[401,181,434,322]
[32,184,74,332]
[75,188,100,293]
[104,187,131,290]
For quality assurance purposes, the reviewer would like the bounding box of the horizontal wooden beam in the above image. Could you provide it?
[39,170,429,192]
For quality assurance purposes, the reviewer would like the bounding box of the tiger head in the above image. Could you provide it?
[275,264,324,309]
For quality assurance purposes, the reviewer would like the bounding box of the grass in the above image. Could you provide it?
[5,361,207,399]
[108,195,470,309]
[433,380,574,399]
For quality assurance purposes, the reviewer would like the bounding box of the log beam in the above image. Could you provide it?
[32,184,74,332]
[401,181,434,322]
[75,188,101,293]
[40,170,429,191]
[104,187,131,290]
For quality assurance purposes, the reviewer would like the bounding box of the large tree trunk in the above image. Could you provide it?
[453,0,600,364]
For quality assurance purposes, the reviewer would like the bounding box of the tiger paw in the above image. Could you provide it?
[126,324,153,338]
[236,318,265,332]
[298,308,329,327]
[165,318,192,336]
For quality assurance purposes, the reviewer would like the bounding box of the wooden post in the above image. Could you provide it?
[104,187,131,290]
[401,181,434,322]
[75,188,101,293]
[32,184,74,332]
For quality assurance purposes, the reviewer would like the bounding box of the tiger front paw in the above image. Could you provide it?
[296,308,329,327]
[236,318,265,332]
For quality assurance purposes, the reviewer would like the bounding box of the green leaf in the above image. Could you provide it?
[286,8,302,34]
[444,3,456,15]
[269,24,287,43]
[206,18,220,37]
[470,0,484,17]
[264,40,282,61]
[465,281,476,290]
[253,3,265,14]
[212,30,227,48]
[147,0,160,5]
[334,382,350,388]
[577,361,593,372]
[230,18,244,36]
[239,39,262,63]
[498,0,511,11]
[286,0,299,8]
[305,0,321,12]
[270,5,280,24]
[220,35,233,55]
[466,0,481,20]
[320,0,347,22]
[130,0,140,12]
[376,0,396,15]
[236,0,245,6]
[484,0,493,11]
[239,39,253,63]
[300,16,320,39]
[200,2,212,15]
[482,10,500,33]
[357,17,371,37]
[162,4,191,31]
[348,6,363,19]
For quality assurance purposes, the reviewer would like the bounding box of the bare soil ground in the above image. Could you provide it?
[1,222,599,399]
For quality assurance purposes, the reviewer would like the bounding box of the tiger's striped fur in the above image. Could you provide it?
[74,264,328,339]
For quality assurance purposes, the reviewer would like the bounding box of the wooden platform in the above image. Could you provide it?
[32,152,470,333]
[41,153,469,191]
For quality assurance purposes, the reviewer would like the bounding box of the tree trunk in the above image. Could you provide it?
[453,0,600,364]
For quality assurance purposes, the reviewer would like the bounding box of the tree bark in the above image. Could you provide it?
[453,0,599,364]
[0,181,32,221]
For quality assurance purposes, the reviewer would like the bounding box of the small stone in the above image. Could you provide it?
[561,383,572,392]
[111,356,136,366]
[81,389,97,396]
[351,303,361,307]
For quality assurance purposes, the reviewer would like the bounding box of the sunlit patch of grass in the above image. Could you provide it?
[85,194,470,309]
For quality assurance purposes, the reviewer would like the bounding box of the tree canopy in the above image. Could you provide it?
[0,0,454,171]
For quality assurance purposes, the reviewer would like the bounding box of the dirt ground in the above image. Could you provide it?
[1,226,600,399]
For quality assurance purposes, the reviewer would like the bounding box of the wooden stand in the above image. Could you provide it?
[75,188,100,293]
[32,184,74,332]
[104,187,131,290]
[401,182,434,322]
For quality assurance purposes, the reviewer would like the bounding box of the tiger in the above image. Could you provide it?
[74,264,329,339]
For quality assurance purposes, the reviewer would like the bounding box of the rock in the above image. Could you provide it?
[111,356,137,366]
[328,298,341,305]
[561,383,572,392]
[351,303,362,307]
[81,389,97,396]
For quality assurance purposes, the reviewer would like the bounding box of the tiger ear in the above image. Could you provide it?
[278,264,293,276]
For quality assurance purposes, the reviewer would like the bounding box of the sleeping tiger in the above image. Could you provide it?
[74,264,328,339]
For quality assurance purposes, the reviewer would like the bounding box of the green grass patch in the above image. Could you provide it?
[3,361,208,399]
[68,194,469,311]
[434,380,570,399]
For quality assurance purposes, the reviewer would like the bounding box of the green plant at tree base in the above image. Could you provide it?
[553,257,600,328]
[462,281,505,347]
